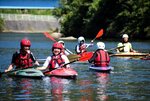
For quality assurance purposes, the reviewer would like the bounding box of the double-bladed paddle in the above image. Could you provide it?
[43,32,73,54]
[91,29,104,42]
[62,52,93,67]
[107,46,125,55]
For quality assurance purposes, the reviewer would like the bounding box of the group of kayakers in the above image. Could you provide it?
[5,33,136,73]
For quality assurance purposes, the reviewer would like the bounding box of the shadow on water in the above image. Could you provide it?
[0,32,150,101]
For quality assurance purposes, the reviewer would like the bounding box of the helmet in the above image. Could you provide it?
[20,39,31,47]
[58,40,64,45]
[52,42,63,50]
[97,42,105,49]
[122,34,129,38]
[78,36,85,43]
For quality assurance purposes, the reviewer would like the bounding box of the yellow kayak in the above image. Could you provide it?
[110,52,149,58]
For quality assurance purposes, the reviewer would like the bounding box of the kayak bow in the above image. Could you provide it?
[89,65,114,72]
[44,67,78,79]
[7,68,44,79]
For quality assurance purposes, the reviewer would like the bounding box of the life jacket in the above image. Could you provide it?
[94,50,110,67]
[15,51,33,68]
[48,54,65,70]
[61,49,66,55]
[79,44,87,53]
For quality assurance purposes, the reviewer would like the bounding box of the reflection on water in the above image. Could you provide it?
[0,33,150,101]
[42,77,71,101]
[96,73,109,101]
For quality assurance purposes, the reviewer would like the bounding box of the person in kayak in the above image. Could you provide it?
[88,42,110,67]
[58,40,73,55]
[75,36,93,54]
[37,42,70,71]
[5,38,39,72]
[116,34,136,53]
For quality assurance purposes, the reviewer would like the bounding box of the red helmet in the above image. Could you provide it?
[52,42,63,50]
[20,39,31,47]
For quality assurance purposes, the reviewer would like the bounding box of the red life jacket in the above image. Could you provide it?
[15,52,33,68]
[79,44,87,53]
[48,54,65,69]
[61,49,66,55]
[94,50,110,67]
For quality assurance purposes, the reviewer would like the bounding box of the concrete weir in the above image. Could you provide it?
[0,14,60,32]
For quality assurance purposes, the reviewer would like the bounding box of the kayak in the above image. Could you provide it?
[7,68,44,79]
[110,52,149,58]
[44,67,78,79]
[89,65,114,72]
[140,56,150,60]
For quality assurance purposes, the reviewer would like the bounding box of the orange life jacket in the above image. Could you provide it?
[48,54,65,70]
[15,52,33,68]
[94,50,110,67]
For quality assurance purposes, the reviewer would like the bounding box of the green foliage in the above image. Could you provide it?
[0,9,53,15]
[0,17,4,32]
[54,0,150,39]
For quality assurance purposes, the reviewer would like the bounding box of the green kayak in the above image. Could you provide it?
[7,68,44,79]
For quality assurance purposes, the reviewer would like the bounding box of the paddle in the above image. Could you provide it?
[37,52,93,70]
[62,51,93,67]
[37,52,93,64]
[107,46,125,52]
[107,46,125,55]
[43,32,73,54]
[44,32,57,42]
[37,54,81,64]
[91,29,104,42]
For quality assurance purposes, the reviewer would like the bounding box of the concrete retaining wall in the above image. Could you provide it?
[0,14,60,32]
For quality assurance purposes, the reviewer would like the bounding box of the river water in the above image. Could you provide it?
[0,33,150,101]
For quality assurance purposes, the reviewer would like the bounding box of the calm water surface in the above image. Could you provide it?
[0,33,150,101]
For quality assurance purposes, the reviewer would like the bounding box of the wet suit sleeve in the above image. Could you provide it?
[11,52,18,64]
[75,45,80,54]
[88,51,97,63]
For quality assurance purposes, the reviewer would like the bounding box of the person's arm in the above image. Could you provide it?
[86,42,94,48]
[129,43,136,52]
[88,51,97,63]
[36,56,51,70]
[5,64,14,72]
[5,52,17,72]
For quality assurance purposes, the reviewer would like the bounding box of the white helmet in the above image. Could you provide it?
[58,40,64,44]
[78,36,85,43]
[97,42,105,49]
[122,34,129,38]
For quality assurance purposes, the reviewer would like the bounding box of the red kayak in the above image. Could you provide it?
[44,67,78,79]
[141,56,150,60]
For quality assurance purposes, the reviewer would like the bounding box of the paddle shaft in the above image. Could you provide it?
[62,52,93,67]
[44,32,73,54]
[107,46,125,51]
